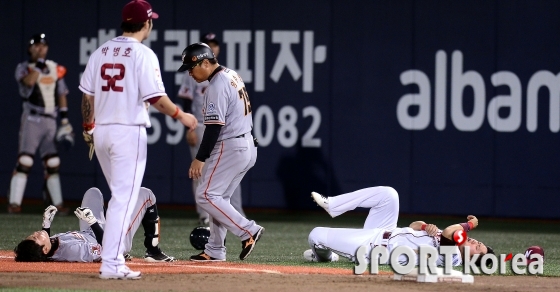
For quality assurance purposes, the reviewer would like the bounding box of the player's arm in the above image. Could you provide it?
[56,66,70,124]
[81,93,95,125]
[149,95,197,130]
[441,215,479,241]
[409,221,439,236]
[21,69,40,87]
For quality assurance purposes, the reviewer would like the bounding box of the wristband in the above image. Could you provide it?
[468,221,474,230]
[83,122,95,132]
[460,222,473,232]
[421,223,427,231]
[171,106,180,119]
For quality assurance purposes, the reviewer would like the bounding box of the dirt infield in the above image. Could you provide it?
[1,250,559,291]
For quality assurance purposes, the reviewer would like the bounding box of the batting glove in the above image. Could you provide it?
[42,205,58,229]
[74,207,97,226]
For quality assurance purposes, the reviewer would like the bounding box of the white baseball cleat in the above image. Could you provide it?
[99,266,142,280]
[311,192,333,217]
[303,249,339,262]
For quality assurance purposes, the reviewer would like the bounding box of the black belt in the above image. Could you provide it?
[234,133,247,138]
[29,109,55,119]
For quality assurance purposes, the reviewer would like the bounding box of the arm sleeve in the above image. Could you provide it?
[138,50,167,101]
[182,98,193,114]
[90,223,104,245]
[42,227,51,236]
[195,124,223,162]
[79,56,96,95]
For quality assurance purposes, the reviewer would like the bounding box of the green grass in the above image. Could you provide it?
[1,204,559,277]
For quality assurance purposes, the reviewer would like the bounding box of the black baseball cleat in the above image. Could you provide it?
[239,227,264,260]
[144,248,176,262]
[124,253,133,261]
[190,252,225,262]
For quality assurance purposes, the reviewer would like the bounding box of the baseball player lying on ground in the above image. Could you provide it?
[304,186,494,266]
[14,187,175,263]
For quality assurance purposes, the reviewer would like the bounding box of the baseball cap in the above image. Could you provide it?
[201,32,220,46]
[122,0,159,24]
[29,33,48,46]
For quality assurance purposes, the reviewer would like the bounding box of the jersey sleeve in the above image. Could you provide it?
[56,77,70,96]
[177,73,194,99]
[15,63,29,83]
[79,55,96,95]
[203,79,227,126]
[138,50,166,101]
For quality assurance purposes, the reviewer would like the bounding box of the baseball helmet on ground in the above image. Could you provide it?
[525,246,544,264]
[177,43,215,72]
[190,226,210,250]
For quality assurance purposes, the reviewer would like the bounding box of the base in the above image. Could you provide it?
[393,267,474,284]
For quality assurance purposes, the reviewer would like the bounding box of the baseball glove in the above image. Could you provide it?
[57,122,75,150]
[83,130,95,160]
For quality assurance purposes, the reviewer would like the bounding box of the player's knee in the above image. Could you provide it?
[383,186,399,204]
[16,154,34,174]
[308,227,327,245]
[43,154,60,174]
[140,187,156,204]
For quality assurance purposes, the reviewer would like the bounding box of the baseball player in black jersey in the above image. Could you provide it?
[8,34,74,215]
[14,187,174,263]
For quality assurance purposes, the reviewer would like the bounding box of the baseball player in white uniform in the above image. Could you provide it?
[305,187,493,267]
[14,187,174,263]
[177,33,245,225]
[177,43,263,262]
[79,0,197,279]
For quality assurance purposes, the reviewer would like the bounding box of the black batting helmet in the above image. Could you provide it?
[177,42,215,72]
[189,226,210,250]
[29,33,48,46]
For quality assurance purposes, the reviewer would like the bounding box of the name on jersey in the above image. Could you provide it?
[101,46,132,57]
[205,115,219,121]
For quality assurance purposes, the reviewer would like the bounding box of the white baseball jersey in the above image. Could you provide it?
[79,36,166,127]
[177,74,206,123]
[203,67,253,140]
[386,228,462,266]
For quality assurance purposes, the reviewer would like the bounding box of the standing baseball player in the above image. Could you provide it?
[14,187,175,263]
[305,187,493,266]
[177,32,245,226]
[177,43,263,262]
[79,0,197,279]
[9,33,74,215]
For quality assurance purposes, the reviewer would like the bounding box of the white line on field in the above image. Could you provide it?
[0,256,14,259]
[132,262,282,274]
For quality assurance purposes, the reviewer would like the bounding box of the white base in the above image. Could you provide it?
[393,267,474,284]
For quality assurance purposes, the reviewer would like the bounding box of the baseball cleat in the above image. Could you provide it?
[311,192,333,217]
[190,252,225,262]
[144,249,176,262]
[239,227,264,260]
[99,266,141,280]
[8,204,21,214]
[303,249,339,262]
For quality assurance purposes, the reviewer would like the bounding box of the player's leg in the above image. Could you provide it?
[317,186,399,230]
[9,111,41,213]
[190,123,209,225]
[230,184,245,217]
[79,187,106,231]
[307,227,381,263]
[39,118,68,214]
[194,135,262,260]
[96,125,146,275]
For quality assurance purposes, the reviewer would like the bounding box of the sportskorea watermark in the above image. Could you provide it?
[353,245,544,275]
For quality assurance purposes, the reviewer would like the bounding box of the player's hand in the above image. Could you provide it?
[82,129,95,161]
[424,224,439,237]
[74,207,97,226]
[467,215,478,229]
[189,159,205,180]
[34,58,49,74]
[42,205,58,229]
[186,130,197,146]
[57,120,74,145]
[177,112,198,132]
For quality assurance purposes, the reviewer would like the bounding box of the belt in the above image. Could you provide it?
[29,109,55,119]
[234,133,247,138]
[374,231,392,248]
